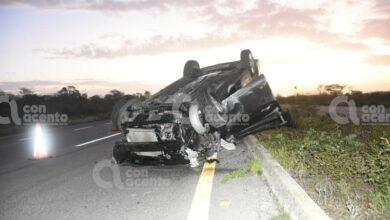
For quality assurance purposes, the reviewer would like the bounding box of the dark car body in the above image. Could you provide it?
[112,50,294,166]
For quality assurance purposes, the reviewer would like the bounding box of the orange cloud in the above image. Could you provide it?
[364,55,390,65]
[360,18,390,41]
[33,0,369,59]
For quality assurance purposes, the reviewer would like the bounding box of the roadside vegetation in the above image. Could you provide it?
[257,105,389,219]
[277,84,390,106]
[0,86,150,136]
[221,159,263,184]
[270,212,290,220]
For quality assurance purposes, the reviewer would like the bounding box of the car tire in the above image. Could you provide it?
[183,60,201,78]
[111,96,139,131]
[240,49,258,75]
[113,142,129,164]
[282,111,299,129]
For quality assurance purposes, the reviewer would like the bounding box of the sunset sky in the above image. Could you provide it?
[0,0,389,96]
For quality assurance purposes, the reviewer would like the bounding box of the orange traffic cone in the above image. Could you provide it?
[33,123,47,159]
[111,123,119,132]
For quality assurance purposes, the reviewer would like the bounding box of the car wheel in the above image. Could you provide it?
[113,143,129,164]
[111,96,139,131]
[240,49,258,75]
[183,60,201,78]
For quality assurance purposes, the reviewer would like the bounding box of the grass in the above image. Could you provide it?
[257,105,390,219]
[221,159,263,184]
[270,212,291,220]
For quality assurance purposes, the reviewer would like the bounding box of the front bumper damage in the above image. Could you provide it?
[111,49,295,166]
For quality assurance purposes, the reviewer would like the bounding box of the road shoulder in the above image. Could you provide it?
[209,142,281,219]
[243,135,331,220]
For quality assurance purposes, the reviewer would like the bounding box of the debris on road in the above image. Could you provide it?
[219,200,232,206]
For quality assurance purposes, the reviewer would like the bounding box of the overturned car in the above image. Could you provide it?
[111,49,294,166]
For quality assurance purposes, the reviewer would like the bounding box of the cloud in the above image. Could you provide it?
[364,55,390,65]
[216,2,368,51]
[0,80,164,95]
[372,0,390,15]
[0,0,211,12]
[358,0,390,41]
[34,0,368,59]
[39,33,246,59]
[360,18,390,41]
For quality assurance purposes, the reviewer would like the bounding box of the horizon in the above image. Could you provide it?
[1,80,389,98]
[1,0,389,96]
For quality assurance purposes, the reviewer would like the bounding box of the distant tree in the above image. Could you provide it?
[144,91,151,99]
[351,90,363,96]
[57,87,68,96]
[317,85,324,95]
[293,85,299,96]
[57,86,81,97]
[346,86,353,93]
[110,89,124,98]
[104,89,124,100]
[67,86,80,96]
[89,95,101,101]
[19,88,34,96]
[324,84,346,95]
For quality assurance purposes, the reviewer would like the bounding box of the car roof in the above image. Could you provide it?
[201,61,239,73]
[201,59,258,74]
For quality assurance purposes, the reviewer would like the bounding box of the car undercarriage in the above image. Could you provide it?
[111,49,295,167]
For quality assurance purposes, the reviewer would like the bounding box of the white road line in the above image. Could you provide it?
[187,153,218,220]
[105,122,111,125]
[74,133,121,147]
[73,126,93,131]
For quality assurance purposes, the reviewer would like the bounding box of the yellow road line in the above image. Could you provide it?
[187,153,218,220]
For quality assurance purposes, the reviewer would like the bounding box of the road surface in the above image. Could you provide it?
[0,121,280,219]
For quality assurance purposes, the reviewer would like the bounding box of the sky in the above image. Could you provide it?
[0,0,389,96]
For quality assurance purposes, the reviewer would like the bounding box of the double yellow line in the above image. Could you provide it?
[187,153,218,220]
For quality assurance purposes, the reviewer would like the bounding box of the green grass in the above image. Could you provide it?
[257,106,390,219]
[221,170,246,184]
[245,159,263,176]
[221,159,263,184]
[270,212,290,220]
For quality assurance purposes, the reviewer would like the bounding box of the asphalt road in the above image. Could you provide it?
[0,121,280,219]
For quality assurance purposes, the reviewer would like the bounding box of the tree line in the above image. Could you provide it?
[277,84,390,106]
[0,86,151,124]
[1,84,389,124]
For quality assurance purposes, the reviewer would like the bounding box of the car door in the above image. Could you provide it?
[222,74,287,139]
